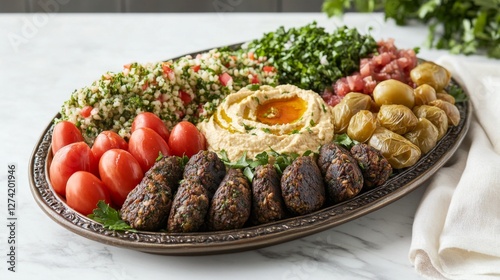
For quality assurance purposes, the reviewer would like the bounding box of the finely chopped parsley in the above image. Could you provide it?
[58,23,380,144]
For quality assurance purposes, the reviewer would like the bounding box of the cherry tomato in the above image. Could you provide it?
[51,121,84,155]
[91,131,128,161]
[131,112,170,142]
[49,142,98,197]
[168,121,206,158]
[99,149,143,207]
[66,171,111,215]
[129,127,171,173]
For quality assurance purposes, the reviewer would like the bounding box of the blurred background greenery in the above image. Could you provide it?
[1,0,498,58]
[322,0,500,58]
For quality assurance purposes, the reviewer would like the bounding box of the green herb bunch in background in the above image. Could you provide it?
[322,0,500,58]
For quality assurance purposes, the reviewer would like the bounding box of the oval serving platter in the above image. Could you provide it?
[29,44,471,255]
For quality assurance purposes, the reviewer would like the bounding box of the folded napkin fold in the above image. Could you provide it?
[409,56,500,279]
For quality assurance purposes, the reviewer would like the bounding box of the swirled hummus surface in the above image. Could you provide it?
[198,84,334,161]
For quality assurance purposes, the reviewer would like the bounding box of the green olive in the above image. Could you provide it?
[373,79,415,108]
[347,110,378,143]
[414,84,437,106]
[429,99,460,126]
[404,118,439,154]
[377,104,418,135]
[413,105,449,140]
[410,62,451,91]
[436,91,456,105]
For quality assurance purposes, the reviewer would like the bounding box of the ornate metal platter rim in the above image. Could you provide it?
[28,45,471,255]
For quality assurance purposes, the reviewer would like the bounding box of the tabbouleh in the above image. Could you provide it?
[59,48,278,144]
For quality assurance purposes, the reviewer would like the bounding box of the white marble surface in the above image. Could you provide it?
[0,12,465,280]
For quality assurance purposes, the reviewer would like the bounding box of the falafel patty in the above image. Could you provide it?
[121,156,184,231]
[207,168,252,231]
[350,143,392,189]
[167,178,210,233]
[281,156,325,215]
[251,164,287,225]
[321,144,364,204]
[183,150,226,198]
[317,142,354,175]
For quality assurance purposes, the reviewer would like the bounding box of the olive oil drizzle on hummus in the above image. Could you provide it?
[256,96,307,126]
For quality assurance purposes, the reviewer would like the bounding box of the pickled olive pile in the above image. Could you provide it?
[337,61,461,169]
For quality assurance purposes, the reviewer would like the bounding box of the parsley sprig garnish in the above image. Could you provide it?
[220,148,314,181]
[333,133,359,149]
[446,83,468,103]
[88,201,136,232]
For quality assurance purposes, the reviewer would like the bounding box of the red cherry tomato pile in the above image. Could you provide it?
[49,113,207,215]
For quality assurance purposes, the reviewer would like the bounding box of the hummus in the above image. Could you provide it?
[198,84,335,161]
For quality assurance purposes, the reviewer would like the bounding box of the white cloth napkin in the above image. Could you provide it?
[409,55,500,279]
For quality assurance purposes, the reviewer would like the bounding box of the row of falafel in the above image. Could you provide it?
[120,142,393,232]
